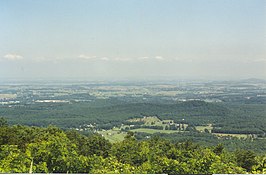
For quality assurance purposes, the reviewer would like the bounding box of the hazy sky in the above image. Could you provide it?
[0,0,265,80]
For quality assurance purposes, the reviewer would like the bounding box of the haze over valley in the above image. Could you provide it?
[0,0,265,173]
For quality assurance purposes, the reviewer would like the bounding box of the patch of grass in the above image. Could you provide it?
[128,116,161,125]
[98,129,127,143]
[195,124,213,132]
[162,119,174,123]
[213,133,248,139]
[130,128,182,134]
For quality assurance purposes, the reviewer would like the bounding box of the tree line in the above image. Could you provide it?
[0,122,265,173]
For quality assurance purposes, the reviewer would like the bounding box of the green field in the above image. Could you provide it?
[128,116,161,124]
[99,128,182,142]
[213,133,249,139]
[130,128,182,134]
[98,129,127,143]
[195,124,213,132]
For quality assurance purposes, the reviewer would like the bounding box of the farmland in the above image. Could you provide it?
[0,79,266,152]
[98,116,187,142]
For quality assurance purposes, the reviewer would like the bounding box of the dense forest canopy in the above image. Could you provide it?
[0,123,265,173]
[2,100,266,134]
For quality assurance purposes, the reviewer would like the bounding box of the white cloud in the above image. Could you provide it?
[78,54,131,61]
[154,56,165,61]
[78,54,96,60]
[27,56,69,63]
[138,56,150,60]
[4,54,23,60]
[113,57,131,61]
[78,54,110,61]
[77,55,175,62]
[99,57,110,61]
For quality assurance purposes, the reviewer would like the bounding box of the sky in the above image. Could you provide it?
[0,0,265,80]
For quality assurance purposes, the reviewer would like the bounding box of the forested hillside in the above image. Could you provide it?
[2,100,265,135]
[0,123,265,174]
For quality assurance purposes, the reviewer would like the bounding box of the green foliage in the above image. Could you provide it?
[0,117,8,127]
[1,99,266,153]
[0,124,264,173]
[235,149,257,172]
[252,155,266,174]
[142,131,266,154]
[3,100,265,135]
[66,130,111,157]
[0,145,30,173]
[91,156,136,174]
[111,136,147,166]
[213,143,224,155]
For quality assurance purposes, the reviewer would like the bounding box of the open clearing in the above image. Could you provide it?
[99,116,250,142]
[130,128,182,134]
[195,124,213,132]
[128,116,161,124]
[213,133,248,139]
[98,129,127,143]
